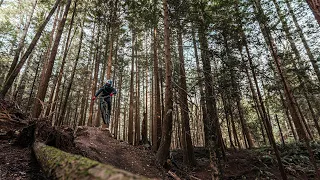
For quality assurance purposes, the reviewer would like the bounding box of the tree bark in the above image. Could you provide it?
[156,0,173,166]
[279,92,298,141]
[94,29,104,128]
[275,114,285,146]
[135,49,140,145]
[224,31,254,149]
[123,103,127,141]
[13,52,33,103]
[229,100,241,149]
[88,20,101,127]
[114,70,123,138]
[243,55,266,145]
[272,0,320,137]
[195,3,222,178]
[128,29,135,145]
[177,25,196,166]
[45,1,77,118]
[106,0,118,80]
[306,0,320,26]
[152,26,162,152]
[222,94,235,149]
[285,0,320,84]
[191,27,207,148]
[32,0,72,118]
[79,24,96,126]
[252,0,314,178]
[33,142,147,179]
[26,57,41,112]
[57,22,83,126]
[141,42,148,144]
[0,0,62,97]
[236,98,255,148]
[5,0,37,82]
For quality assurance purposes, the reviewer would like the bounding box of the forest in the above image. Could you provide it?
[1,0,320,179]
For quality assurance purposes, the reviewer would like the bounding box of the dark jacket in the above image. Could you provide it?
[95,84,117,98]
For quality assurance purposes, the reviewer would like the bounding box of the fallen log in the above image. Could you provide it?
[33,142,148,179]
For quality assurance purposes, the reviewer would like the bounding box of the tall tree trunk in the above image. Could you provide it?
[191,27,207,148]
[5,0,37,82]
[152,26,162,152]
[78,57,91,126]
[196,4,221,178]
[101,26,110,84]
[0,0,62,97]
[303,91,320,136]
[275,114,285,145]
[135,51,140,145]
[40,6,63,86]
[128,29,135,145]
[229,100,241,149]
[32,0,72,118]
[253,0,317,178]
[285,0,320,84]
[73,90,80,128]
[279,92,298,141]
[272,0,320,137]
[88,21,101,127]
[45,2,77,118]
[222,94,235,149]
[236,98,255,148]
[141,43,148,144]
[296,102,313,140]
[114,70,123,138]
[57,22,83,126]
[94,30,105,128]
[106,0,118,79]
[156,0,173,166]
[224,31,254,149]
[177,25,196,166]
[123,103,127,141]
[305,0,320,25]
[243,55,266,145]
[254,0,305,140]
[26,58,41,112]
[106,33,113,80]
[150,66,154,145]
[13,52,33,103]
[79,24,96,126]
[55,74,67,123]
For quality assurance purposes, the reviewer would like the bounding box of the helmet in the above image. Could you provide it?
[106,79,112,86]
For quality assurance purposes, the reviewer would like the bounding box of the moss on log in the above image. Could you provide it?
[33,142,148,179]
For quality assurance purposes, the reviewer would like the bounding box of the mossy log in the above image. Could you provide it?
[33,142,148,180]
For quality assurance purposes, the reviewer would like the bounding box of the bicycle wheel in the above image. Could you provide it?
[105,108,110,126]
[99,99,107,124]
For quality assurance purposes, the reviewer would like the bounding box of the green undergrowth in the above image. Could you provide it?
[254,141,320,178]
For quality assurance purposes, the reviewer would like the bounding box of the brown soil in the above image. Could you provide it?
[0,139,47,180]
[73,126,165,178]
[1,97,319,180]
[0,98,48,180]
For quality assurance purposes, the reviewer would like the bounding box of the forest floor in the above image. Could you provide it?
[1,97,320,180]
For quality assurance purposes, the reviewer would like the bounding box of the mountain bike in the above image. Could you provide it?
[99,96,110,126]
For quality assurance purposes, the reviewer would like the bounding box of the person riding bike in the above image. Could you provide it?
[92,79,117,127]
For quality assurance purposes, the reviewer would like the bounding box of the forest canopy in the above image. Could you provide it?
[1,0,320,179]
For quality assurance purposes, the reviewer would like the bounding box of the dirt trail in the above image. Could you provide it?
[1,97,318,180]
[0,98,47,180]
[73,126,165,179]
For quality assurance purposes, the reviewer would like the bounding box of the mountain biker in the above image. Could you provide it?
[92,79,117,127]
